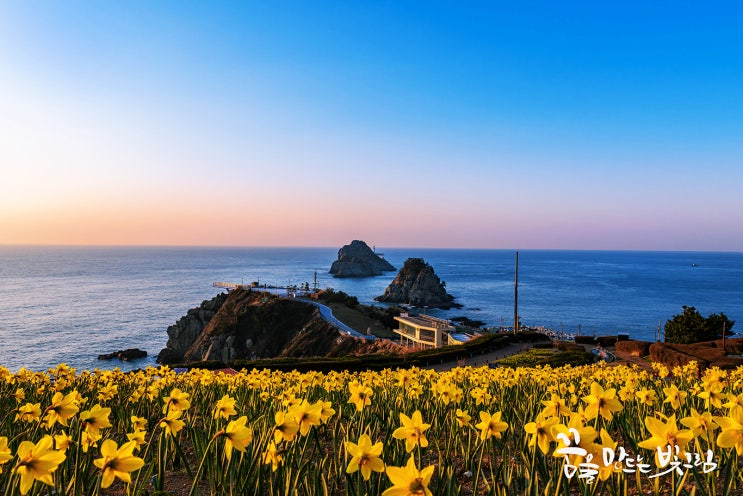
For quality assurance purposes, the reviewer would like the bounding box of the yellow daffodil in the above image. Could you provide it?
[345,433,385,480]
[81,430,102,453]
[680,408,718,443]
[263,441,283,471]
[15,403,42,423]
[638,414,694,461]
[289,400,322,436]
[273,410,299,444]
[592,429,619,481]
[715,407,743,455]
[582,382,623,421]
[699,383,725,410]
[162,388,191,413]
[662,384,686,410]
[541,394,571,419]
[475,411,509,442]
[222,416,253,461]
[392,410,431,452]
[723,392,743,417]
[13,436,66,495]
[43,390,79,428]
[382,455,435,496]
[159,409,185,436]
[316,400,336,424]
[0,437,11,472]
[213,394,237,420]
[53,432,73,452]
[470,386,492,405]
[94,439,145,488]
[127,430,147,449]
[97,383,118,402]
[80,404,112,435]
[524,413,558,454]
[635,388,656,407]
[348,382,373,412]
[131,415,147,431]
[551,418,598,465]
[455,409,471,428]
[12,388,25,403]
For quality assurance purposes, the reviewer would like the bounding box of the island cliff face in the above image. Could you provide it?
[329,240,395,278]
[158,289,400,365]
[375,258,457,309]
[157,292,228,364]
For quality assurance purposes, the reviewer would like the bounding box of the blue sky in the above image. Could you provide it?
[1,1,741,250]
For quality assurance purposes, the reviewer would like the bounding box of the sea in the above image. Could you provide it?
[0,246,741,373]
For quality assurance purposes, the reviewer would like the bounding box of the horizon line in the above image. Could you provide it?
[0,243,740,255]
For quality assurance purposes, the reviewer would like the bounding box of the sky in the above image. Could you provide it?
[1,1,742,250]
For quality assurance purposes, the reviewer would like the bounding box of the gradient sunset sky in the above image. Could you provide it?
[1,1,741,250]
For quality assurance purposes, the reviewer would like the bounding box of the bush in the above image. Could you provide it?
[574,336,595,345]
[665,306,735,344]
[556,341,584,352]
[615,340,651,357]
[596,336,618,347]
[537,351,596,368]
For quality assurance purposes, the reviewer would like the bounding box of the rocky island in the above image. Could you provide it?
[375,257,459,309]
[329,240,395,278]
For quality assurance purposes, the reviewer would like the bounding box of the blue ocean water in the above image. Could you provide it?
[0,246,741,372]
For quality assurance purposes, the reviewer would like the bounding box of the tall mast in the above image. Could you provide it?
[514,251,519,333]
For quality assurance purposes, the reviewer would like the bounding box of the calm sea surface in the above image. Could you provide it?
[0,246,741,372]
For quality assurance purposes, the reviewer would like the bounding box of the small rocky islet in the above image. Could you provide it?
[328,239,395,277]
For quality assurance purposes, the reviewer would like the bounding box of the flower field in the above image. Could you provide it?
[1,360,742,495]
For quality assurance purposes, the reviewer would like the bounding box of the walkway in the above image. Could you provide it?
[297,298,375,341]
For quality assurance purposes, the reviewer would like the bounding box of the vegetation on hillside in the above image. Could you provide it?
[665,305,735,344]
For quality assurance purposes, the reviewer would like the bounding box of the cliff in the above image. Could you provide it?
[158,289,402,365]
[157,292,229,364]
[375,258,458,309]
[329,240,395,278]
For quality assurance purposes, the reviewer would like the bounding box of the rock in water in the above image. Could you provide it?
[98,348,147,361]
[375,258,458,309]
[329,240,395,278]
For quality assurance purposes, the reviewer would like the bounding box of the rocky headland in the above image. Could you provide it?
[157,292,229,364]
[375,257,459,309]
[329,240,395,278]
[158,288,402,365]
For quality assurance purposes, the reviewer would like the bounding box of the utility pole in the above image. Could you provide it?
[723,322,727,351]
[514,251,519,333]
[657,320,662,342]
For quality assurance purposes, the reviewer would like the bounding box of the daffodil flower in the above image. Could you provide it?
[392,410,431,452]
[222,416,253,461]
[381,456,435,496]
[94,439,145,488]
[345,433,384,480]
[475,411,509,442]
[13,436,66,495]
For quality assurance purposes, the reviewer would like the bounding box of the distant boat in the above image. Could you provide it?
[691,263,698,267]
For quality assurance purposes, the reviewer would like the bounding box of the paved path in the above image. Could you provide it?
[297,298,375,341]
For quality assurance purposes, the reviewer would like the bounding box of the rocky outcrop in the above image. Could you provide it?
[375,258,458,309]
[329,240,395,278]
[158,288,401,365]
[98,348,147,361]
[157,292,229,364]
